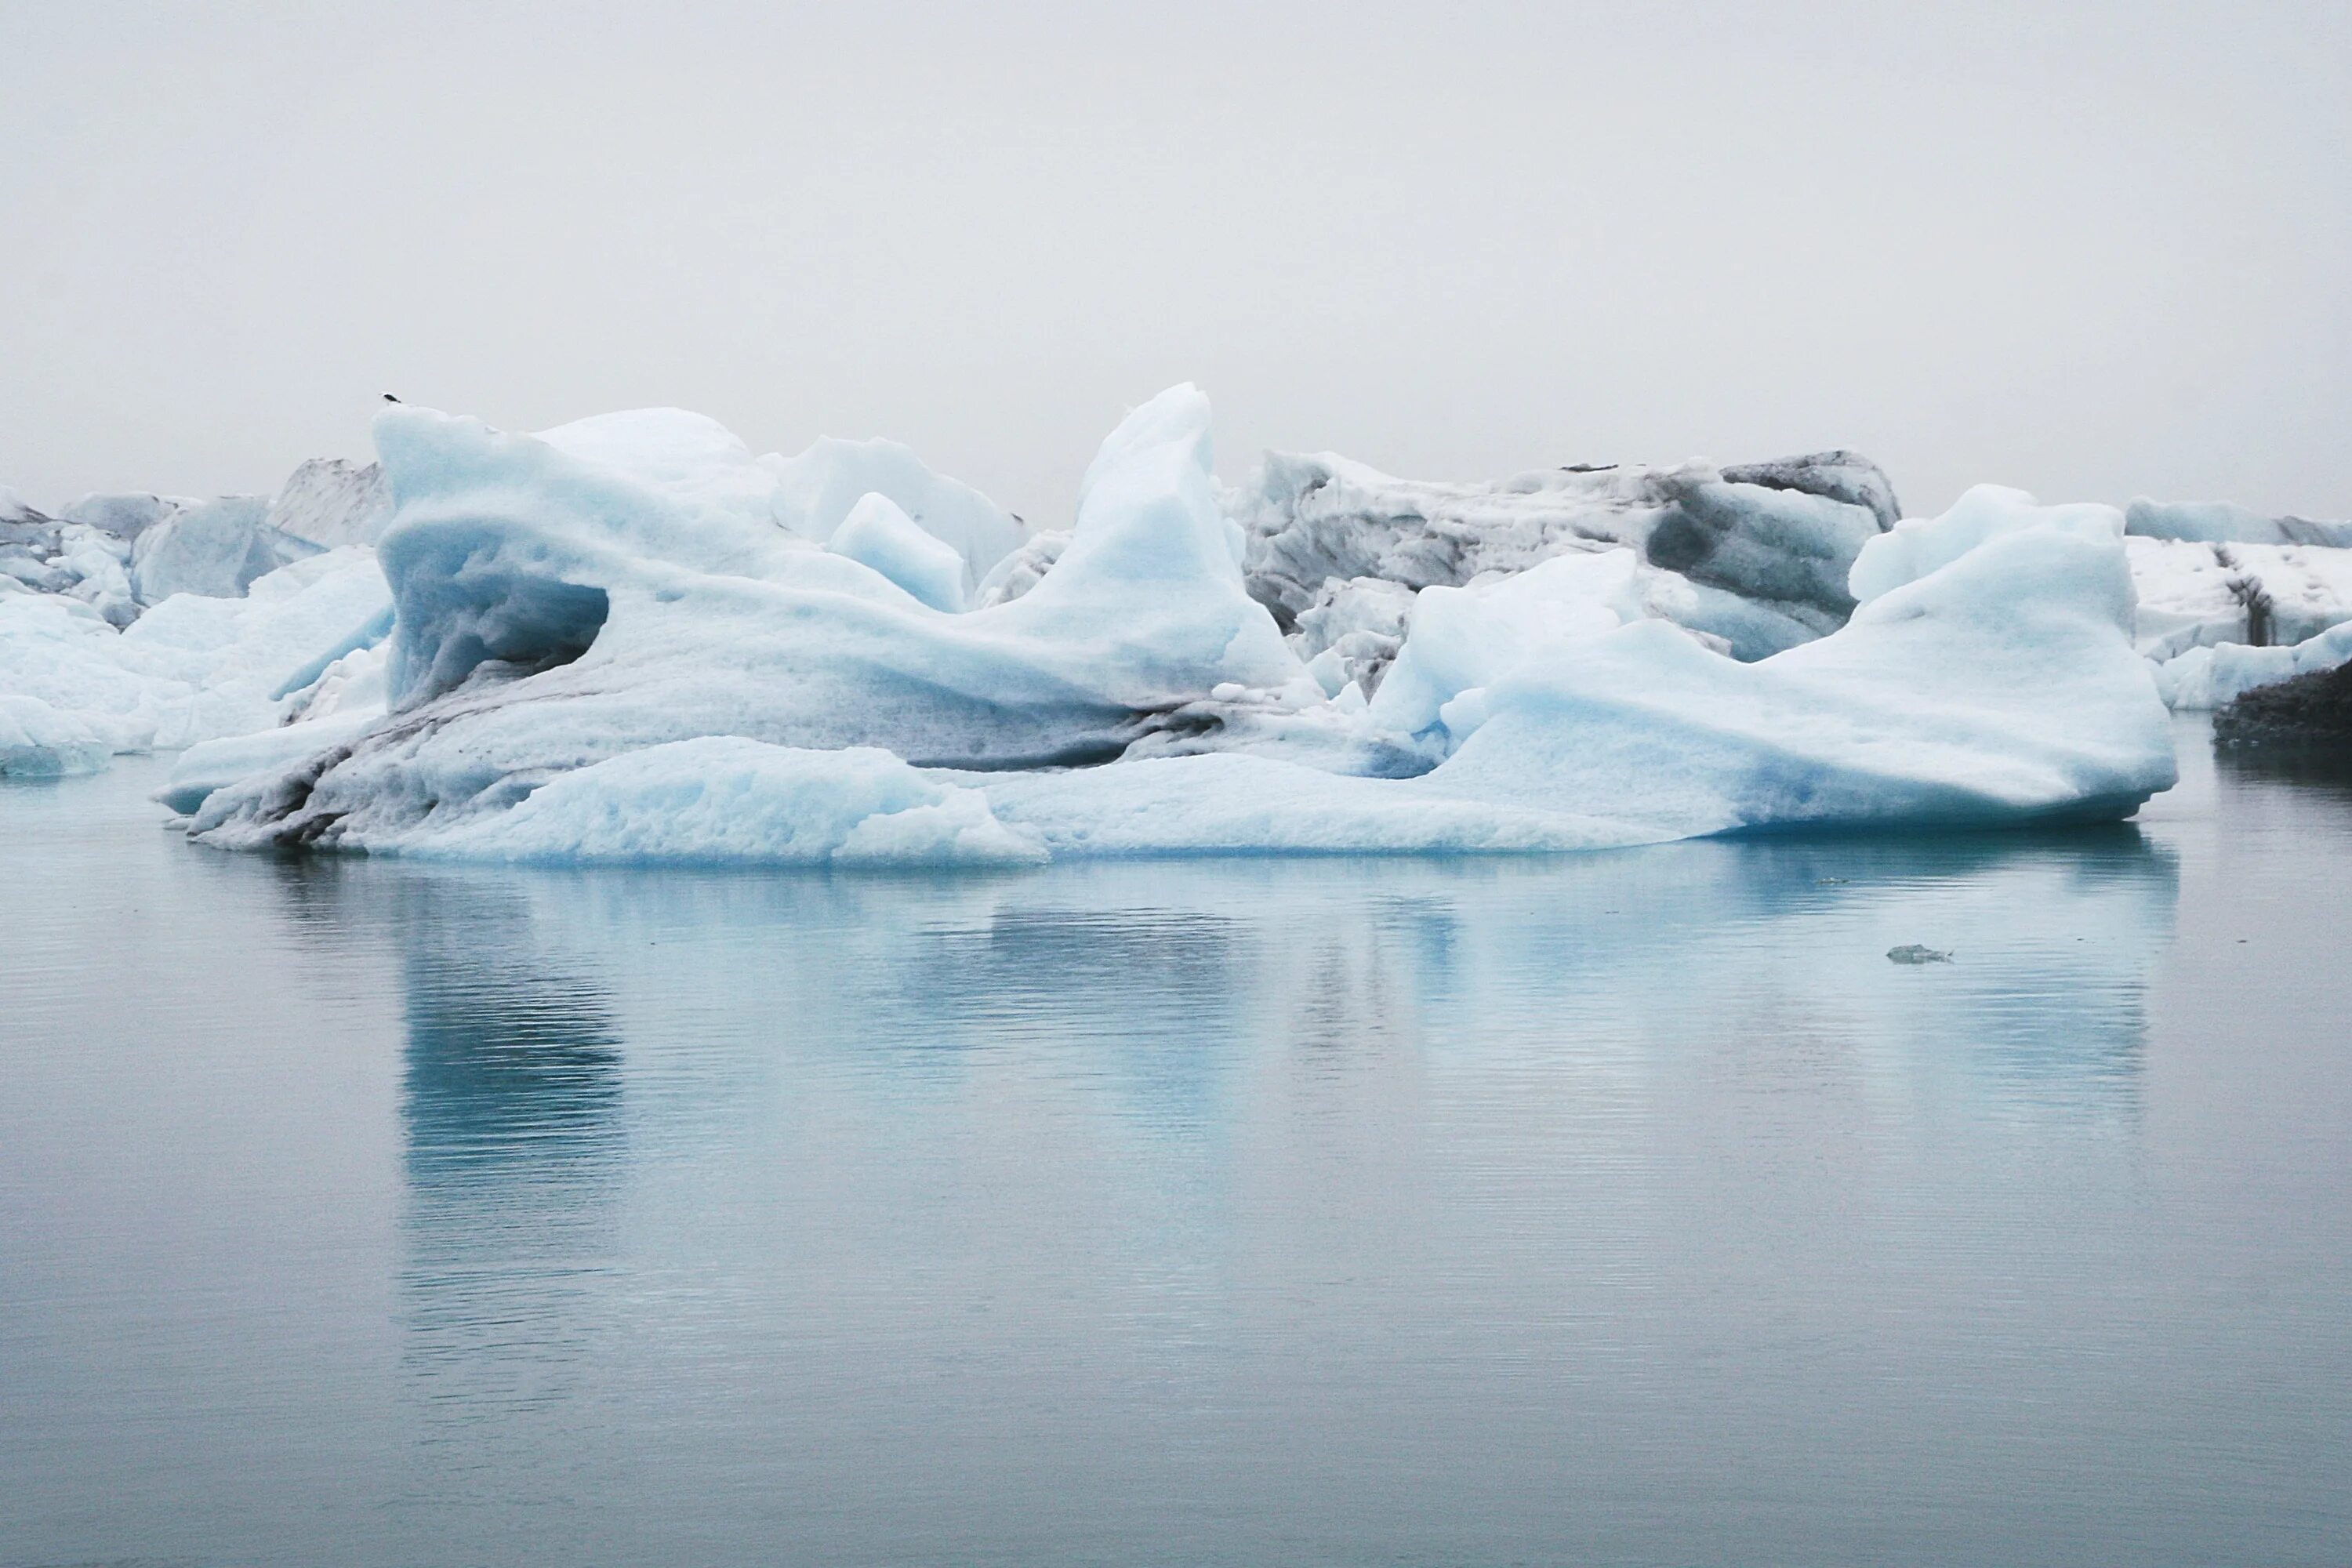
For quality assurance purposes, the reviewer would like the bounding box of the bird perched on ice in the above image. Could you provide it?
[382,393,401,404]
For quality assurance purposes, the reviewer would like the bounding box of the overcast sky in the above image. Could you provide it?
[3,0,2347,524]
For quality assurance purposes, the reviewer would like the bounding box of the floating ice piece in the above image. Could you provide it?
[1414,489,2175,838]
[2127,498,2352,550]
[267,458,394,550]
[2128,536,2352,661]
[189,386,1316,849]
[0,694,110,776]
[1234,447,1893,662]
[356,737,1049,866]
[2155,622,2352,711]
[131,495,321,604]
[829,492,969,612]
[1887,944,1952,964]
[176,394,2174,861]
[0,548,393,759]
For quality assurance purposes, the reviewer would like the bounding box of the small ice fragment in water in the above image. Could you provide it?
[1887,944,1952,964]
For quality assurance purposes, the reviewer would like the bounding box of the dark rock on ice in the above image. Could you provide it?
[2213,658,2352,751]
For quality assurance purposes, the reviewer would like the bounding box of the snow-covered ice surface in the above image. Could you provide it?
[165,389,2176,864]
[2128,535,2352,660]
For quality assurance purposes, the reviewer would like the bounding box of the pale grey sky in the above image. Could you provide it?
[3,0,2347,524]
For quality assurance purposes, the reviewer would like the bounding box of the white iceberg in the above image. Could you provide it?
[0,694,110,777]
[366,737,1048,867]
[768,434,1027,579]
[2155,621,2352,712]
[2127,497,2352,550]
[130,495,323,604]
[0,546,394,771]
[2129,535,2352,662]
[174,390,2175,862]
[827,492,970,613]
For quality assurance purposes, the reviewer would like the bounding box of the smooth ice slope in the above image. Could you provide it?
[829,493,969,612]
[131,495,323,604]
[381,738,1047,866]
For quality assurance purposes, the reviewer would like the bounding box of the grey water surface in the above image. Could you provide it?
[3,719,2348,1566]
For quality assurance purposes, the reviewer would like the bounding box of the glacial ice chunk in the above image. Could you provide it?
[1234,447,1893,662]
[2154,622,2352,711]
[1365,548,1649,745]
[64,492,183,543]
[267,458,394,550]
[2127,535,2352,661]
[131,495,322,604]
[169,390,2177,862]
[2127,498,2352,550]
[191,385,1318,851]
[829,492,970,612]
[769,434,1027,579]
[0,694,111,777]
[383,737,1047,866]
[0,548,394,757]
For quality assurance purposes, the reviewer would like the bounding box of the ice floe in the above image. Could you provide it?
[158,389,2177,862]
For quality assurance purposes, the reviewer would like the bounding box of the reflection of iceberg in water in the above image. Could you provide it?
[389,873,625,1413]
[455,820,2176,1147]
[906,907,1250,1135]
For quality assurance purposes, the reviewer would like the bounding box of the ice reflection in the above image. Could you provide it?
[376,821,2178,1149]
[385,874,624,1414]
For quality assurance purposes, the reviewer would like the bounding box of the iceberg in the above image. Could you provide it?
[0,694,110,777]
[172,390,2174,862]
[768,434,1027,579]
[130,495,323,604]
[267,457,394,550]
[2127,497,2352,550]
[62,492,183,543]
[827,492,970,613]
[2128,535,2352,662]
[2156,621,2352,712]
[0,546,394,771]
[1232,447,1896,666]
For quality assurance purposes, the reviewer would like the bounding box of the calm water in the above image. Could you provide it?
[3,720,2349,1567]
